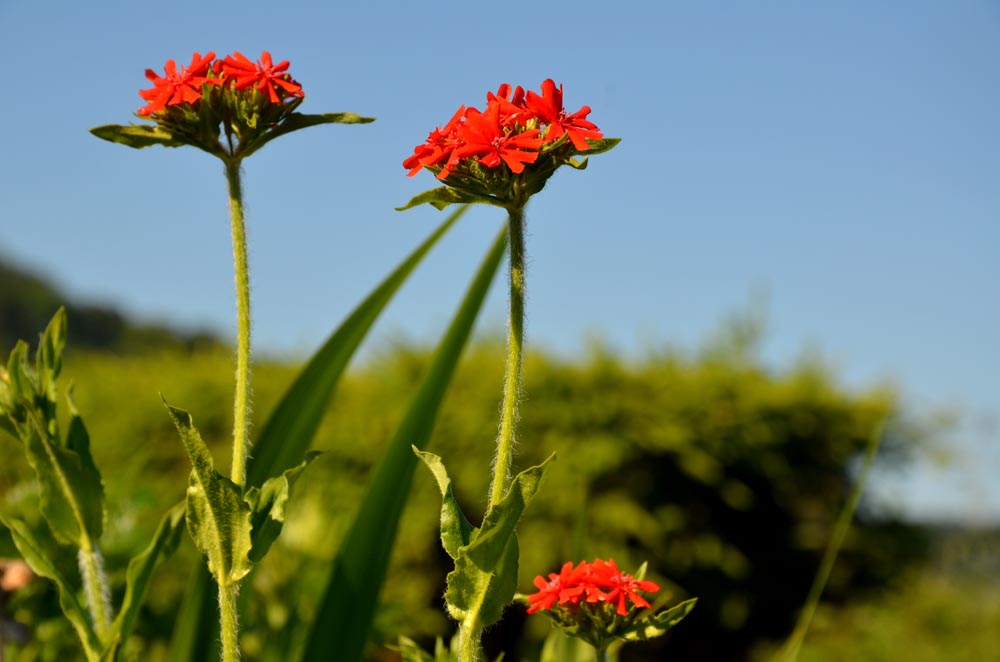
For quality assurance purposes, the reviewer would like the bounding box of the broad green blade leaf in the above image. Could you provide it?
[396,186,499,212]
[167,559,219,662]
[169,208,468,662]
[165,403,252,585]
[244,451,320,563]
[620,597,698,642]
[539,628,594,662]
[445,455,555,625]
[89,124,186,149]
[102,503,185,661]
[300,224,508,662]
[242,111,376,159]
[246,205,466,489]
[22,414,104,546]
[1,514,102,659]
[414,447,475,559]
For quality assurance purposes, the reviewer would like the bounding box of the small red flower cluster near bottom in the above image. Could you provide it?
[526,558,661,617]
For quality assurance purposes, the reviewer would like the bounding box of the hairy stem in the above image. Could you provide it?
[218,582,241,662]
[226,160,252,488]
[488,207,526,507]
[77,544,112,642]
[456,619,482,662]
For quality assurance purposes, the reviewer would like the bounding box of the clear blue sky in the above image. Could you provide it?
[1,1,997,522]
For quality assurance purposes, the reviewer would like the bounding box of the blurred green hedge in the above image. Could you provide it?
[1,329,929,661]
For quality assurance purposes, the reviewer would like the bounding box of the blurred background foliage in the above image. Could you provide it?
[1,258,997,661]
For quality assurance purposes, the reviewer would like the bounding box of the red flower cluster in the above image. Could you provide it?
[403,79,604,180]
[526,558,660,617]
[138,51,303,117]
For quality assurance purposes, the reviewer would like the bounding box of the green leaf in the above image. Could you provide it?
[395,636,435,662]
[6,341,33,405]
[0,514,102,660]
[165,403,252,585]
[102,503,185,661]
[167,557,219,662]
[22,411,104,546]
[576,137,621,156]
[396,186,500,212]
[539,629,594,662]
[241,111,376,159]
[244,451,319,563]
[444,454,555,627]
[619,597,698,642]
[89,124,186,150]
[36,308,66,402]
[169,208,468,662]
[299,224,508,662]
[413,447,475,559]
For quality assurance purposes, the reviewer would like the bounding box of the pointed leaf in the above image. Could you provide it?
[620,598,698,642]
[396,186,500,212]
[102,503,185,661]
[36,308,66,402]
[241,112,375,158]
[245,451,320,562]
[170,209,468,662]
[89,124,186,149]
[165,403,252,585]
[414,447,475,559]
[300,225,508,662]
[576,137,621,156]
[22,414,104,546]
[444,454,555,624]
[0,515,102,659]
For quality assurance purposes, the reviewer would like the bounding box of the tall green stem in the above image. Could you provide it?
[78,544,112,642]
[488,206,525,508]
[218,582,240,662]
[457,616,483,662]
[225,160,252,488]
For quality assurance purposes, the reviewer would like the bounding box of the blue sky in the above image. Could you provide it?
[1,1,997,522]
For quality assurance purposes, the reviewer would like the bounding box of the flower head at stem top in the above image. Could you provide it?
[399,78,619,212]
[138,51,217,117]
[220,51,303,104]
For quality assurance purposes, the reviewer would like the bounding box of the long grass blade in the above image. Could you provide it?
[299,225,508,662]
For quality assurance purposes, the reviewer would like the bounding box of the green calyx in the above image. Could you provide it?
[90,84,374,162]
[397,137,620,212]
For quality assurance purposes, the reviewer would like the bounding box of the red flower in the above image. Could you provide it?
[487,83,533,128]
[588,558,661,616]
[450,102,542,175]
[403,105,466,176]
[138,51,217,117]
[526,561,589,614]
[524,79,604,151]
[525,558,660,617]
[220,51,303,104]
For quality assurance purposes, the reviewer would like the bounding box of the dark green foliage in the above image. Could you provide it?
[1,329,931,661]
